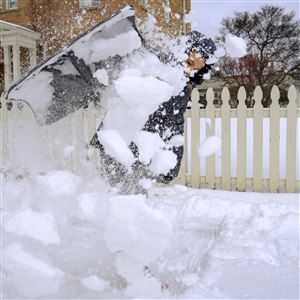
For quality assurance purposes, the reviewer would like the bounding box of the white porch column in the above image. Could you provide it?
[12,43,20,83]
[3,45,12,91]
[29,47,37,68]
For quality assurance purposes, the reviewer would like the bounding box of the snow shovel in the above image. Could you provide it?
[5,5,146,125]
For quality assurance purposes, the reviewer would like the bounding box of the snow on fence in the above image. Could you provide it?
[175,85,300,193]
[1,85,299,193]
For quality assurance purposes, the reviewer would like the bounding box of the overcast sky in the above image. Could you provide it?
[190,0,299,38]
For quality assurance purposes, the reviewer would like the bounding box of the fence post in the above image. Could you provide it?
[221,87,231,190]
[205,88,215,189]
[237,86,247,191]
[176,112,187,185]
[74,109,85,172]
[0,95,9,171]
[269,86,280,192]
[253,86,263,192]
[286,85,297,193]
[191,88,200,188]
[86,104,97,165]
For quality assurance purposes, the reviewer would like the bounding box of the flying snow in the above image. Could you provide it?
[134,131,165,164]
[150,150,178,175]
[93,69,109,86]
[97,129,135,167]
[224,33,247,58]
[198,135,222,158]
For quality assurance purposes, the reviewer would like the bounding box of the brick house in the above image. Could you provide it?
[0,0,191,94]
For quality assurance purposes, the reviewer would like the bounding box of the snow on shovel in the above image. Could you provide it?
[5,6,145,125]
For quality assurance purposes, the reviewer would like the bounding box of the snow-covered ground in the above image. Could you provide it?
[2,170,299,299]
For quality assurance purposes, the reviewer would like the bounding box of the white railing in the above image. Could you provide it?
[175,85,300,193]
[1,85,299,193]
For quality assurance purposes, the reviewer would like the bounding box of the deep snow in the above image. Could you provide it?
[1,170,299,299]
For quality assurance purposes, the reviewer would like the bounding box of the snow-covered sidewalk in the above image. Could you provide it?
[1,170,299,299]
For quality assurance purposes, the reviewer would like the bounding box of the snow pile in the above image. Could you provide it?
[2,171,173,298]
[104,195,172,265]
[4,209,60,245]
[224,33,247,58]
[2,243,65,298]
[2,171,299,298]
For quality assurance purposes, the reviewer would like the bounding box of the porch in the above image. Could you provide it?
[0,20,40,91]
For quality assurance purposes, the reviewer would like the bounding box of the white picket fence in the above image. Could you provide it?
[1,85,300,193]
[0,96,102,175]
[175,85,300,193]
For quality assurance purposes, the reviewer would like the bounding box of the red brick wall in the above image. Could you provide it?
[1,0,190,54]
[0,0,33,29]
[0,0,190,93]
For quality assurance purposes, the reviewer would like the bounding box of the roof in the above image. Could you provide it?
[0,20,40,40]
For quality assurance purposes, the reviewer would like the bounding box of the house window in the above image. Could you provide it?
[0,1,3,10]
[80,0,100,8]
[140,0,148,10]
[164,0,171,23]
[7,0,18,9]
[0,43,3,63]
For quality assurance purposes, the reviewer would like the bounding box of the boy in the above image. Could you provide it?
[92,31,216,193]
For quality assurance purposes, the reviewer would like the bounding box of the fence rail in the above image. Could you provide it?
[1,85,300,193]
[175,85,300,193]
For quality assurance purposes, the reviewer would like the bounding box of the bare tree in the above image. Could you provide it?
[216,5,299,107]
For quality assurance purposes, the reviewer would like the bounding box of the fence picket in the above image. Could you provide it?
[237,86,247,191]
[286,85,297,192]
[221,87,231,190]
[8,103,16,167]
[74,109,85,172]
[0,96,9,170]
[87,104,97,163]
[205,88,215,189]
[60,117,73,170]
[269,86,280,192]
[176,112,187,185]
[191,88,200,188]
[253,86,264,192]
[47,120,62,169]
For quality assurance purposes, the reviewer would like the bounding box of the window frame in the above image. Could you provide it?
[7,0,18,10]
[140,0,148,10]
[164,0,171,24]
[0,0,3,11]
[79,0,101,9]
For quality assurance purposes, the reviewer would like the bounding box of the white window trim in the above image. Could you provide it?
[140,0,148,10]
[79,0,101,8]
[164,0,171,24]
[7,0,18,10]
